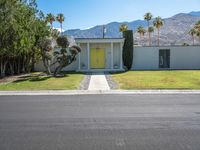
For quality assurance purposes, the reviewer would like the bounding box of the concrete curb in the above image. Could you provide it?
[1,90,200,96]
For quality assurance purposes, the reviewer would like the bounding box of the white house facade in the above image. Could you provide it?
[76,38,124,72]
[35,38,200,72]
[133,46,200,70]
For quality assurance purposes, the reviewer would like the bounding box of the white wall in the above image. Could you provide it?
[133,47,159,70]
[79,43,88,70]
[35,47,78,72]
[132,46,200,70]
[113,43,121,69]
[170,47,200,69]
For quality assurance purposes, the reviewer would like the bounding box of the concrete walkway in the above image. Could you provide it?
[88,72,110,90]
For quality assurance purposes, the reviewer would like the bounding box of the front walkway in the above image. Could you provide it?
[88,72,110,90]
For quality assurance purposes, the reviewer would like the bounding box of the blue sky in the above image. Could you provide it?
[37,0,200,30]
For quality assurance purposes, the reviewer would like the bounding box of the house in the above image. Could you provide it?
[35,38,200,72]
[76,38,124,72]
[35,38,125,72]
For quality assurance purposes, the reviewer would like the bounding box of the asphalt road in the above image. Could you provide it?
[0,94,200,150]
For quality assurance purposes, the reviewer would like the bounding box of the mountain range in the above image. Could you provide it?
[64,11,200,45]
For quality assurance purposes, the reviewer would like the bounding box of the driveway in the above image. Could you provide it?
[0,94,200,150]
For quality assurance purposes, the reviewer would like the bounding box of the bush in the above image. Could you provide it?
[56,36,69,48]
[122,30,134,70]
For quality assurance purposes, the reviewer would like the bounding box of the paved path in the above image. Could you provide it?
[0,94,200,150]
[88,72,110,90]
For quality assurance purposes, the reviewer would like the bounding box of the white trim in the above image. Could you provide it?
[76,38,124,44]
[111,42,114,69]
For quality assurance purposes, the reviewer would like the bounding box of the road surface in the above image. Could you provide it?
[0,94,200,150]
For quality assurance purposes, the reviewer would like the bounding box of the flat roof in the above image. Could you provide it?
[75,38,124,43]
[75,38,124,40]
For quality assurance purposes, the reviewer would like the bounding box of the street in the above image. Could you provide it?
[0,94,200,150]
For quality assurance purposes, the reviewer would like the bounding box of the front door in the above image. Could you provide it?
[159,49,170,68]
[90,48,105,69]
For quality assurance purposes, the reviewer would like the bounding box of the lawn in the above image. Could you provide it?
[0,72,84,91]
[112,70,200,89]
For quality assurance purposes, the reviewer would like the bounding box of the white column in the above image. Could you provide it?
[120,42,123,69]
[77,43,81,71]
[87,42,90,70]
[111,42,114,69]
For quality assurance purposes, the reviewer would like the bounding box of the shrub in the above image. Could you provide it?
[122,30,134,70]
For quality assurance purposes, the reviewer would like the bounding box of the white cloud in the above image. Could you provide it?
[53,27,65,32]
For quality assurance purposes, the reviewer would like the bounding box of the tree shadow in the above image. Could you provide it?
[13,76,51,83]
[12,71,85,83]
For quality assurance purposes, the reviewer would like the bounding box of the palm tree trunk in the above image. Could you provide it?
[148,21,150,46]
[60,23,62,34]
[158,28,160,46]
[149,33,152,46]
[192,36,194,46]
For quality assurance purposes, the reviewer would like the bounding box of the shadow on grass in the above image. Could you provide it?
[12,71,85,83]
[13,76,52,83]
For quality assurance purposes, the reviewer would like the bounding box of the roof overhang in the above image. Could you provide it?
[75,38,124,43]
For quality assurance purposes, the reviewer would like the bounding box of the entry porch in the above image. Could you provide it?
[75,38,124,72]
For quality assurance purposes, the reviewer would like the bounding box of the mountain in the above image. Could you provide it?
[64,11,200,45]
[188,11,200,16]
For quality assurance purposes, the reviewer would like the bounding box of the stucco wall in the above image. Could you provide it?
[113,43,121,69]
[79,43,88,70]
[35,47,78,72]
[132,46,200,70]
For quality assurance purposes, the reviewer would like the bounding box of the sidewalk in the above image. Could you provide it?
[88,72,110,90]
[1,90,200,96]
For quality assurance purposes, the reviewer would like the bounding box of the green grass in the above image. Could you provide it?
[112,70,200,89]
[0,72,84,91]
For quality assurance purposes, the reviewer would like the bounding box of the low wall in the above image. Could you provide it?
[35,59,78,72]
[132,46,200,70]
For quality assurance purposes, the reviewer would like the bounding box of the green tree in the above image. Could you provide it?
[53,36,81,76]
[56,13,65,33]
[148,26,154,46]
[196,31,200,44]
[0,0,51,77]
[119,24,128,33]
[194,20,200,44]
[39,37,53,75]
[137,26,146,45]
[123,30,134,70]
[144,12,153,46]
[188,28,196,45]
[153,16,164,46]
[46,13,55,29]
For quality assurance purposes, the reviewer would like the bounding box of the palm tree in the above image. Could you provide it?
[137,26,146,45]
[196,31,200,44]
[153,16,164,46]
[46,13,55,29]
[56,13,65,33]
[119,24,128,33]
[144,12,153,45]
[194,20,200,44]
[188,28,196,45]
[194,20,200,31]
[148,26,154,46]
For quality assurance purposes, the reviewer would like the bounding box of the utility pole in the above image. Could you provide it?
[103,25,106,38]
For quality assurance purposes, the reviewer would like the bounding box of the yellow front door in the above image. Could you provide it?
[90,48,105,69]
